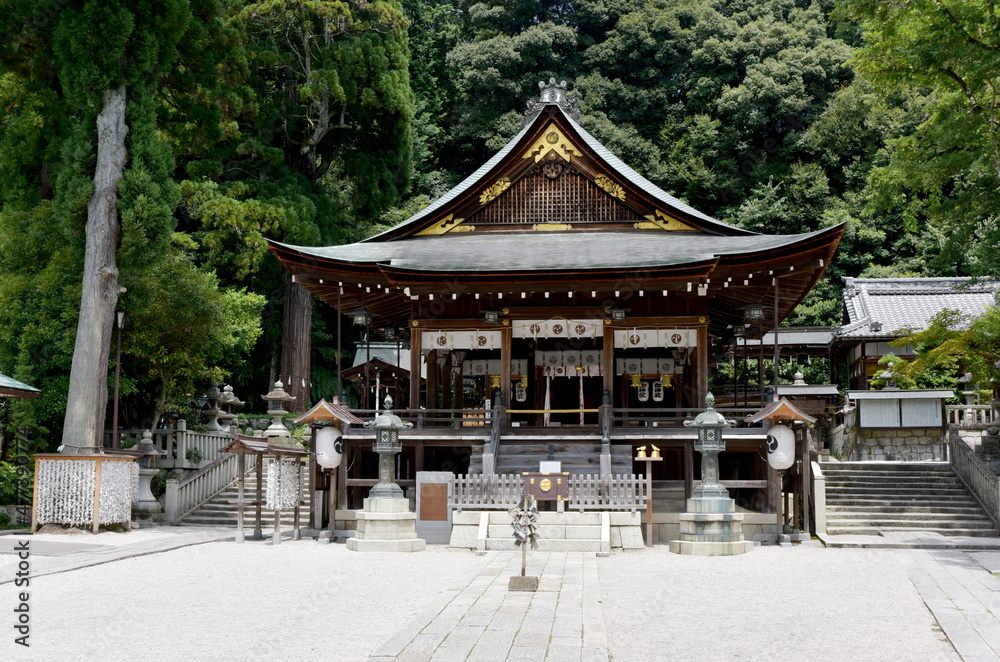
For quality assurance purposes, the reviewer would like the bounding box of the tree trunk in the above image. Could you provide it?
[61,87,127,454]
[280,273,313,412]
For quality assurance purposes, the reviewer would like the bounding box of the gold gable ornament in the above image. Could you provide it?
[594,174,626,201]
[417,213,474,236]
[634,209,696,232]
[523,123,584,163]
[479,177,511,205]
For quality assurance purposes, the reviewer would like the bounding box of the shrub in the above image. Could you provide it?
[186,447,204,464]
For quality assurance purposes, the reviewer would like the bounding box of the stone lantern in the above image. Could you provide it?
[203,382,223,431]
[262,380,295,441]
[133,430,167,522]
[364,396,413,500]
[668,393,754,555]
[346,395,425,552]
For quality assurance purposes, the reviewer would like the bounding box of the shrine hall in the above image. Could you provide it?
[270,79,844,512]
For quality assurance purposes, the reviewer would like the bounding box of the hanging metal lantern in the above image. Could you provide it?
[766,424,795,470]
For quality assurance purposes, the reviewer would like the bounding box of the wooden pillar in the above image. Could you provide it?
[683,439,694,500]
[456,359,465,411]
[802,426,812,534]
[415,440,424,475]
[767,463,781,516]
[442,352,453,410]
[500,327,512,409]
[426,350,438,410]
[602,324,614,405]
[409,326,421,411]
[337,448,348,510]
[695,323,708,408]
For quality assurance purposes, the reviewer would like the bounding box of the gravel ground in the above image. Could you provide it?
[598,545,959,662]
[0,541,484,662]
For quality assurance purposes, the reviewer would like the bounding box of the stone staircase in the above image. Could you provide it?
[820,462,998,538]
[469,439,633,475]
[181,477,313,528]
[449,510,645,552]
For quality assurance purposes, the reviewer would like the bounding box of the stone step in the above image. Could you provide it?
[826,486,970,496]
[824,477,961,485]
[486,524,602,539]
[827,496,980,506]
[827,505,988,515]
[484,538,602,552]
[826,526,999,537]
[826,513,992,524]
[819,462,951,470]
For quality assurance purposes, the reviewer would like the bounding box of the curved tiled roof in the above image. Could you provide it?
[839,277,999,339]
[275,226,837,273]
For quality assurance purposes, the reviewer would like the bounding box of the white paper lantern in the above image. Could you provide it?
[766,425,795,470]
[315,426,343,469]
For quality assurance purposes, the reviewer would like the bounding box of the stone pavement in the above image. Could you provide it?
[898,548,1000,662]
[368,551,608,662]
[0,526,233,584]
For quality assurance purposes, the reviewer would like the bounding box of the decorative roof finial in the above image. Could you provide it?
[524,76,581,127]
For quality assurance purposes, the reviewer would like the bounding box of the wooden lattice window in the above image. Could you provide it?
[467,167,640,226]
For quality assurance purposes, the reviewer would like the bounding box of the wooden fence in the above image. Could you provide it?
[450,473,646,512]
[567,474,645,511]
[950,429,1000,530]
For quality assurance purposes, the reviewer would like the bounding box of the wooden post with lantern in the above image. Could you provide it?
[745,398,817,538]
[635,445,662,546]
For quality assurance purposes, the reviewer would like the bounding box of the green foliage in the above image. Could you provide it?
[0,462,17,505]
[842,0,1000,277]
[885,307,1000,395]
[185,446,204,464]
[124,239,266,425]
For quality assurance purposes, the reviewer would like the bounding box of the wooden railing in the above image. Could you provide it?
[612,407,760,427]
[345,408,489,429]
[449,473,647,512]
[164,453,259,524]
[948,405,995,429]
[949,428,1000,530]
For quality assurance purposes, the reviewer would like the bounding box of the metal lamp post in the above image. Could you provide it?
[364,396,412,500]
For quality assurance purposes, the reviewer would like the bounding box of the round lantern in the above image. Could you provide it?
[766,424,795,470]
[315,426,343,469]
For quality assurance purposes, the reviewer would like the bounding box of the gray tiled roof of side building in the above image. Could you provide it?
[838,277,999,339]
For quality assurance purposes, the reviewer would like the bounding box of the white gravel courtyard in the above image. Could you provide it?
[0,537,959,661]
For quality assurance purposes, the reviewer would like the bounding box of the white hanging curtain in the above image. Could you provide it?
[544,376,551,427]
[579,375,585,425]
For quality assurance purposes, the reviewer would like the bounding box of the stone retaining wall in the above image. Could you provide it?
[858,428,946,461]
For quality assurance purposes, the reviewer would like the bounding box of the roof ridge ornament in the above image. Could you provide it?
[524,77,581,127]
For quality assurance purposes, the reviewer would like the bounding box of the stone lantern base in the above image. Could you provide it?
[346,497,426,552]
[668,496,754,556]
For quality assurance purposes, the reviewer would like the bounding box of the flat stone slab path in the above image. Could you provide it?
[368,551,607,662]
[899,549,1000,662]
